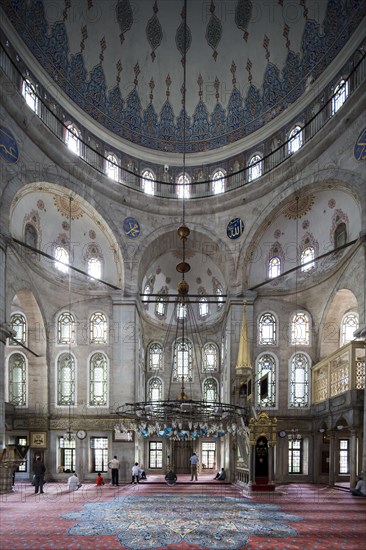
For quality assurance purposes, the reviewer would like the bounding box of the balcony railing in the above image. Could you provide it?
[312,341,365,404]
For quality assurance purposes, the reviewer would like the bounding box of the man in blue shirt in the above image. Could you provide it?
[189,452,199,481]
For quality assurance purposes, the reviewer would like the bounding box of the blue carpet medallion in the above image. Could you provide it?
[62,494,303,549]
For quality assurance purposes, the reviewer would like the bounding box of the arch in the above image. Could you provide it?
[88,351,109,406]
[202,342,219,372]
[319,289,358,359]
[90,311,108,344]
[290,310,311,346]
[248,154,263,181]
[258,311,278,346]
[255,352,278,408]
[105,152,119,181]
[65,123,81,155]
[147,342,163,371]
[147,376,163,401]
[9,312,27,347]
[288,351,311,408]
[203,377,218,402]
[56,351,76,406]
[7,352,27,407]
[57,311,76,345]
[141,169,156,196]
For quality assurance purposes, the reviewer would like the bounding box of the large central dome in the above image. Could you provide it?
[2,0,363,152]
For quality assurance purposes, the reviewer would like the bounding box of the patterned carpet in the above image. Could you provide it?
[0,481,365,549]
[62,494,302,549]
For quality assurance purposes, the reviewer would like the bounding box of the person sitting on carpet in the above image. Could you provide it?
[67,472,81,492]
[139,466,147,480]
[351,475,366,496]
[96,472,105,486]
[213,467,226,481]
[165,470,177,486]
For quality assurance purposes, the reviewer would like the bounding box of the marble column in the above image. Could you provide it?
[328,432,335,486]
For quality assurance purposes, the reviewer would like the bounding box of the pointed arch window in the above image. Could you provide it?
[105,153,119,181]
[65,123,81,155]
[211,169,226,195]
[248,154,263,182]
[173,339,193,382]
[198,297,209,318]
[202,343,218,372]
[90,312,107,344]
[177,303,187,320]
[148,342,163,371]
[213,281,224,310]
[291,312,310,345]
[155,296,167,319]
[148,377,163,401]
[89,352,108,406]
[8,353,27,406]
[268,256,281,279]
[256,353,277,408]
[340,312,359,346]
[300,246,315,272]
[332,79,349,115]
[334,222,347,248]
[57,312,76,344]
[176,173,191,199]
[258,313,277,346]
[57,353,76,405]
[289,353,310,407]
[22,78,38,112]
[9,313,27,346]
[288,125,303,154]
[204,378,218,402]
[142,169,155,196]
[54,246,69,274]
[88,257,102,279]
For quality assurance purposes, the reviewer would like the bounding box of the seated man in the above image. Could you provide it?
[165,470,177,485]
[351,475,366,496]
[213,467,226,481]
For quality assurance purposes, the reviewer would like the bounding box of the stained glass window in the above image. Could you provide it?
[256,354,277,408]
[198,297,209,318]
[148,343,163,371]
[288,439,302,473]
[173,339,193,382]
[8,353,27,406]
[148,377,163,401]
[332,79,349,115]
[340,312,359,346]
[248,154,262,181]
[57,312,75,344]
[90,312,107,344]
[176,173,191,199]
[142,169,155,196]
[301,246,315,272]
[289,353,309,407]
[268,256,281,279]
[22,79,38,112]
[202,343,218,372]
[57,352,75,405]
[9,313,27,346]
[65,123,81,155]
[212,169,225,194]
[204,378,218,402]
[258,313,277,345]
[288,125,303,154]
[89,352,108,406]
[106,153,119,181]
[291,312,310,345]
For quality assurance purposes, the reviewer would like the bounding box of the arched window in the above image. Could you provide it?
[288,125,303,154]
[248,154,262,182]
[202,343,218,372]
[89,352,108,406]
[65,123,81,155]
[155,293,167,319]
[340,312,359,346]
[213,279,224,310]
[22,78,38,112]
[88,257,102,279]
[177,303,187,320]
[204,378,218,402]
[332,79,349,115]
[300,246,315,272]
[105,153,119,181]
[268,256,281,279]
[24,223,38,249]
[148,377,163,401]
[142,169,155,196]
[9,313,27,346]
[148,342,163,371]
[173,339,193,382]
[176,173,191,199]
[290,312,310,345]
[256,353,277,407]
[334,222,347,248]
[211,169,225,195]
[8,353,27,406]
[90,312,107,344]
[57,312,75,344]
[258,312,277,345]
[198,297,209,318]
[57,352,76,405]
[289,352,310,407]
[54,246,69,274]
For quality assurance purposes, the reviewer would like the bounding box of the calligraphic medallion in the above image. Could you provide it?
[227,218,244,240]
[0,126,19,163]
[354,128,366,161]
[123,217,141,238]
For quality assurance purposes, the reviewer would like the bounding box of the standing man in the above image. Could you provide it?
[108,455,120,486]
[33,456,46,494]
[189,452,199,481]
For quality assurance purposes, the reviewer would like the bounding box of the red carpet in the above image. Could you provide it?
[0,477,365,549]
